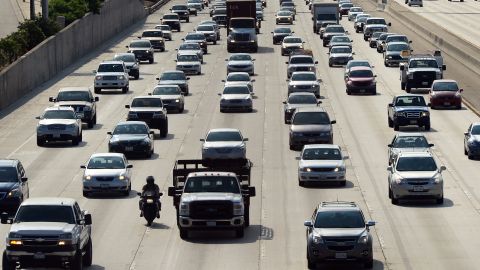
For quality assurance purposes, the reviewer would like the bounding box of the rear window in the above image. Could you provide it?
[184,176,240,193]
[290,57,314,64]
[131,98,163,107]
[292,112,330,125]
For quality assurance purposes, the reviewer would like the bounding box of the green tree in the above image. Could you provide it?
[49,0,88,25]
[17,20,46,50]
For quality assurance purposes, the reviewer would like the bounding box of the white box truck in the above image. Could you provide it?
[312,2,340,33]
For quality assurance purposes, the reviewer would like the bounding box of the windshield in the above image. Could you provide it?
[161,72,185,80]
[471,125,480,135]
[432,82,459,91]
[113,124,148,135]
[227,74,250,81]
[163,14,178,19]
[98,64,124,72]
[284,37,302,43]
[341,3,353,7]
[326,27,344,33]
[278,11,292,16]
[223,86,250,95]
[290,57,314,64]
[332,36,350,43]
[186,34,205,40]
[347,61,370,69]
[387,43,409,52]
[184,176,240,193]
[172,5,187,10]
[87,156,125,169]
[0,167,18,183]
[288,94,317,104]
[206,131,242,141]
[197,25,213,31]
[293,112,330,125]
[178,54,199,62]
[349,70,373,78]
[142,31,163,38]
[114,54,136,62]
[156,25,170,31]
[396,156,437,171]
[395,96,426,106]
[230,19,255,28]
[393,136,429,148]
[131,98,163,107]
[409,59,438,68]
[15,205,75,224]
[230,54,252,61]
[357,16,369,23]
[274,27,291,33]
[42,110,76,119]
[315,211,365,228]
[130,41,150,48]
[153,86,180,95]
[331,47,352,54]
[291,73,316,81]
[387,36,408,43]
[350,7,362,12]
[302,148,341,160]
[179,43,200,50]
[57,91,90,102]
[371,32,383,38]
[367,18,386,24]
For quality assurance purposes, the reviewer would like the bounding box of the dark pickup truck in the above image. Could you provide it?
[388,94,431,131]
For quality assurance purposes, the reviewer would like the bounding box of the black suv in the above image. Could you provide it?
[304,201,376,269]
[171,5,190,22]
[49,87,99,129]
[126,39,154,64]
[388,94,430,131]
[126,96,168,137]
[0,159,29,216]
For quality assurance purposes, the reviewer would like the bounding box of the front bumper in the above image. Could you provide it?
[227,65,254,74]
[299,171,345,182]
[109,143,151,155]
[276,17,293,24]
[227,42,258,51]
[83,179,129,192]
[347,84,376,93]
[394,116,429,127]
[290,134,332,145]
[391,182,443,200]
[430,96,461,108]
[94,79,128,89]
[37,129,79,142]
[220,100,253,111]
[176,65,201,75]
[202,149,246,160]
[307,242,372,263]
[178,216,244,229]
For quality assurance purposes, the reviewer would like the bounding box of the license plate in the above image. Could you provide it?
[100,184,109,188]
[413,186,424,192]
[335,253,347,259]
[308,138,316,142]
[53,134,61,138]
[360,89,365,93]
[206,221,216,226]
[125,146,134,151]
[34,253,45,259]
[410,120,417,124]
[422,81,429,86]
[444,102,450,106]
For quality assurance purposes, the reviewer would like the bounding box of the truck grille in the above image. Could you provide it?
[234,33,250,42]
[406,111,421,118]
[215,148,233,153]
[190,201,233,219]
[328,245,355,251]
[119,140,142,146]
[20,235,60,247]
[407,179,430,185]
[137,112,153,119]
[413,71,436,85]
[352,80,372,86]
[308,167,335,172]
[96,177,114,181]
[47,124,66,130]
[103,76,118,80]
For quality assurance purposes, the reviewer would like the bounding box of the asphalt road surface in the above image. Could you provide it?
[1,0,480,269]
[0,0,23,38]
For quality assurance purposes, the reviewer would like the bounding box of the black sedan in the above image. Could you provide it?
[272,27,294,45]
[108,121,154,158]
[464,122,480,159]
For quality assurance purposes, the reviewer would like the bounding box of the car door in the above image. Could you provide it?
[388,136,396,161]
[74,203,89,248]
[17,162,28,199]
[465,124,472,150]
[124,156,132,181]
[307,208,317,238]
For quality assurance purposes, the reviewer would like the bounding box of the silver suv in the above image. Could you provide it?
[304,201,375,269]
[93,61,129,94]
[201,128,248,165]
[388,152,445,205]
[36,107,83,146]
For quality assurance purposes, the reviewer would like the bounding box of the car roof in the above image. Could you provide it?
[398,151,433,158]
[227,72,249,76]
[177,52,199,56]
[22,197,76,206]
[44,106,74,112]
[295,106,327,113]
[163,70,184,74]
[208,128,241,133]
[387,42,409,46]
[432,79,457,83]
[317,201,361,211]
[116,121,149,126]
[0,159,19,167]
[58,87,90,92]
[100,60,124,65]
[303,144,340,150]
[90,153,125,158]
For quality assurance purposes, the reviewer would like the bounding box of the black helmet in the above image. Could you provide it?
[146,176,155,184]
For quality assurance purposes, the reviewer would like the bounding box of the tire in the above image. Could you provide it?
[391,197,399,205]
[401,82,406,90]
[384,60,389,67]
[83,239,93,266]
[179,228,189,239]
[87,119,94,129]
[425,122,431,131]
[299,179,305,187]
[346,88,351,95]
[122,86,129,94]
[187,18,190,23]
[339,181,346,187]
[72,134,81,146]
[372,89,377,95]
[2,251,15,270]
[394,123,400,131]
[235,227,245,238]
[93,113,97,124]
[329,62,332,67]
[213,40,217,45]
[146,149,153,159]
[70,250,83,270]
[464,147,468,155]
[160,119,168,138]
[179,104,185,113]
[436,196,444,205]
[307,250,316,269]
[388,117,393,128]
[83,191,90,197]
[134,73,139,80]
[94,88,101,94]
[364,258,374,269]
[388,187,393,198]
[149,58,154,64]
[406,83,411,93]
[244,207,250,227]
[36,137,45,146]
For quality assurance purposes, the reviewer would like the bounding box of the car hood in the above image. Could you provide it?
[84,169,125,177]
[154,94,182,100]
[396,171,439,179]
[181,192,242,203]
[283,43,303,48]
[312,228,366,238]
[10,222,76,235]
[291,124,331,132]
[222,94,251,100]
[289,81,319,86]
[179,49,202,55]
[129,107,163,112]
[111,134,149,141]
[299,160,344,168]
[203,141,245,148]
[97,72,125,76]
[38,119,77,125]
[228,60,253,66]
[159,80,187,85]
[55,101,92,107]
[330,53,353,58]
[286,104,317,111]
[0,182,18,192]
[177,61,201,65]
[395,106,429,112]
[432,91,458,97]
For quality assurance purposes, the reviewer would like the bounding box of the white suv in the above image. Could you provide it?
[93,61,130,94]
[36,107,83,146]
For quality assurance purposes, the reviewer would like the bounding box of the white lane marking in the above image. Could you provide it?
[6,133,36,158]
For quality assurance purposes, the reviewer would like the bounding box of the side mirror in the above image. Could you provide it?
[35,116,41,120]
[243,138,249,141]
[94,96,100,102]
[427,103,431,107]
[0,213,12,224]
[80,165,86,169]
[459,89,464,93]
[442,65,446,71]
[137,192,142,196]
[125,45,129,48]
[399,65,405,71]
[48,97,55,102]
[366,220,376,227]
[84,214,92,225]
[168,187,176,196]
[249,186,256,197]
[181,38,185,41]
[221,80,226,82]
[285,62,288,64]
[107,132,112,135]
[137,36,142,39]
[148,93,152,96]
[186,77,190,80]
[149,131,154,135]
[388,22,392,26]
[252,59,256,61]
[295,156,301,160]
[315,61,319,64]
[374,75,377,77]
[92,70,97,74]
[327,52,330,54]
[388,103,393,107]
[21,177,28,183]
[440,165,446,171]
[464,132,469,136]
[125,105,130,108]
[352,52,356,55]
[282,101,287,104]
[317,101,322,104]
[330,120,336,124]
[387,144,392,147]
[251,79,256,82]
[225,59,228,61]
[387,166,392,172]
[174,60,177,62]
[175,48,178,51]
[156,78,160,80]
[409,40,412,43]
[127,164,133,168]
[200,138,205,141]
[304,220,313,227]
[217,93,222,96]
[270,31,273,34]
[428,143,434,147]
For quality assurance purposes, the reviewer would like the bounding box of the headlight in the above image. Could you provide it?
[233,202,244,215]
[334,166,345,172]
[128,112,138,118]
[7,188,20,197]
[388,56,393,59]
[118,75,125,80]
[95,75,102,80]
[394,175,405,185]
[421,112,429,117]
[9,240,23,246]
[153,111,164,118]
[83,106,92,111]
[37,125,47,131]
[434,174,443,184]
[84,175,92,181]
[119,175,126,180]
[179,202,189,215]
[140,138,150,145]
[301,167,312,172]
[66,124,76,129]
[396,112,405,117]
[175,99,180,103]
[358,232,368,244]
[58,240,73,246]
[312,236,323,244]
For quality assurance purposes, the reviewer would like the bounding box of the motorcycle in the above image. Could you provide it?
[137,191,163,226]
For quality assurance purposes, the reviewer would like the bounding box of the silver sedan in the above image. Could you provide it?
[226,54,255,75]
[298,144,346,186]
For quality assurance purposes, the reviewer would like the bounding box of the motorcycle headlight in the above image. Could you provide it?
[312,235,324,244]
[118,75,125,80]
[179,202,189,215]
[233,202,244,215]
[146,198,154,203]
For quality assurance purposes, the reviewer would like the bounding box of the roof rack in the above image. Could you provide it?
[320,201,357,207]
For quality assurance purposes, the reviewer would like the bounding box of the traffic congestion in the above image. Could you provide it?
[0,0,480,268]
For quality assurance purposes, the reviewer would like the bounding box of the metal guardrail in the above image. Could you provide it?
[146,0,170,14]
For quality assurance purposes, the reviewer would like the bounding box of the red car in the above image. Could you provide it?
[345,66,377,95]
[339,3,353,15]
[429,79,462,109]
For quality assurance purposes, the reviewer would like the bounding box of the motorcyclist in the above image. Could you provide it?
[139,176,162,218]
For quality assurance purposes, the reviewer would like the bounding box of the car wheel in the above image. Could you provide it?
[179,229,189,239]
[87,119,94,129]
[69,250,83,270]
[187,18,190,23]
[299,179,305,187]
[372,88,377,95]
[160,120,168,138]
[93,113,97,124]
[405,83,411,93]
[424,123,431,131]
[122,86,128,94]
[235,227,245,238]
[83,190,90,197]
[401,82,406,90]
[213,40,217,45]
[346,88,351,95]
[394,123,400,131]
[436,196,444,205]
[364,257,374,269]
[72,135,81,146]
[149,58,154,64]
[3,251,15,270]
[179,104,185,113]
[329,62,333,67]
[384,60,389,67]
[94,88,101,94]
[307,250,316,269]
[36,137,45,146]
[391,197,399,205]
[388,117,393,128]
[388,186,393,198]
[83,239,93,266]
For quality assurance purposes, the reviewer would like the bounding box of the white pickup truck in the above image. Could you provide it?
[400,51,446,93]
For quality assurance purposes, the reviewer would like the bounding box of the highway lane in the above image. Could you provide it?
[1,0,480,270]
[0,0,23,38]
